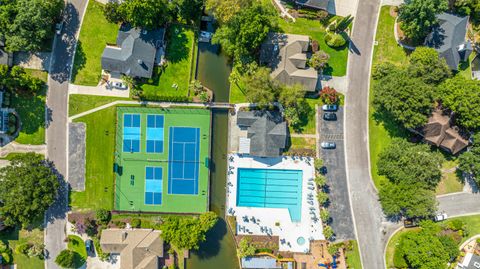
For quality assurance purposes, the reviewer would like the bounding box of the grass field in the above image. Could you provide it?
[0,225,45,269]
[139,25,195,100]
[13,69,48,145]
[67,235,87,268]
[369,6,410,188]
[276,17,349,77]
[115,107,210,213]
[69,94,131,116]
[436,159,463,195]
[71,1,118,86]
[345,240,362,269]
[70,106,117,210]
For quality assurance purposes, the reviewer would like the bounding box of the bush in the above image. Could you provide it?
[317,192,329,206]
[15,243,30,255]
[372,62,397,80]
[448,219,466,232]
[96,209,111,225]
[1,251,12,265]
[114,220,126,229]
[55,250,75,268]
[320,208,330,223]
[85,218,98,237]
[320,86,340,104]
[93,237,109,261]
[323,225,334,240]
[317,10,330,24]
[311,40,319,53]
[314,175,327,188]
[27,243,45,259]
[325,33,347,48]
[314,158,324,170]
[131,218,141,228]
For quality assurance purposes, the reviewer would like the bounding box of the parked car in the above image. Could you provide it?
[55,22,63,35]
[321,142,336,149]
[85,239,94,255]
[434,213,448,222]
[403,218,419,228]
[322,104,338,112]
[112,81,128,90]
[319,166,327,175]
[323,112,337,121]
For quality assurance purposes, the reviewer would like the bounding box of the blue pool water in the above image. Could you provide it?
[236,168,303,222]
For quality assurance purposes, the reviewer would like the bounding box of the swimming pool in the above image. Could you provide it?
[236,168,303,222]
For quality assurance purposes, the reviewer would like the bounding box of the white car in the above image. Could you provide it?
[112,81,128,90]
[434,213,448,222]
[321,142,336,149]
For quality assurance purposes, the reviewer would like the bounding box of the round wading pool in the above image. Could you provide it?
[297,236,306,246]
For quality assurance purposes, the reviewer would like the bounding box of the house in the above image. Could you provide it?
[0,41,13,67]
[295,0,329,10]
[236,110,287,157]
[0,91,13,135]
[260,33,318,92]
[425,13,473,70]
[101,24,165,79]
[457,252,480,269]
[100,229,164,269]
[241,256,282,269]
[420,110,468,155]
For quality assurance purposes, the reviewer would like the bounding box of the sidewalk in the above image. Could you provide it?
[69,83,130,97]
[319,75,348,94]
[0,141,46,158]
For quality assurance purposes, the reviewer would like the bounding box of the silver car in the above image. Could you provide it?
[321,142,336,149]
[112,81,128,90]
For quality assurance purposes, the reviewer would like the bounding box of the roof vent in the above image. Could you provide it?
[138,59,143,65]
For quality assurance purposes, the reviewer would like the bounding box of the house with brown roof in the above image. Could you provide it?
[100,229,164,269]
[260,33,318,92]
[421,110,469,155]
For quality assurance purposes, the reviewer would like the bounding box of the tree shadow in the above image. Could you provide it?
[12,89,46,136]
[165,25,190,64]
[71,40,86,83]
[190,218,227,259]
[72,251,86,268]
[371,106,409,139]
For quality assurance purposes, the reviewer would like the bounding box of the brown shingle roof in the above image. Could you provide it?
[422,110,469,154]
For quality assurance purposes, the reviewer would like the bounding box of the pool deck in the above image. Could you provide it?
[226,154,324,253]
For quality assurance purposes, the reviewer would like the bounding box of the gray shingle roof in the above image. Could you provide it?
[425,13,473,70]
[237,110,287,157]
[101,24,165,78]
[260,33,318,92]
[295,0,329,10]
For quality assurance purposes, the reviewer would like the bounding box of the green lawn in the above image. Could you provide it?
[139,25,195,100]
[67,235,87,268]
[69,94,131,116]
[0,225,45,269]
[70,106,116,210]
[369,6,410,188]
[276,17,349,77]
[458,52,476,79]
[345,240,362,269]
[385,227,419,268]
[71,1,118,86]
[436,159,463,195]
[13,69,48,145]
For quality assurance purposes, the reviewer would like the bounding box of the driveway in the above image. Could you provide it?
[318,107,355,241]
[45,0,88,268]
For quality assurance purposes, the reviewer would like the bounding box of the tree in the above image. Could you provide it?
[0,153,59,227]
[377,138,443,189]
[438,76,480,130]
[55,250,76,269]
[103,0,124,24]
[320,208,330,223]
[161,212,218,250]
[242,67,278,108]
[398,0,448,43]
[95,209,111,225]
[459,133,480,185]
[314,175,327,188]
[205,0,252,24]
[319,86,340,104]
[171,0,204,23]
[0,0,64,52]
[407,47,451,84]
[379,181,437,219]
[308,50,330,71]
[237,237,256,258]
[454,0,480,22]
[212,1,275,60]
[323,225,334,240]
[317,192,329,206]
[373,69,435,129]
[119,0,170,29]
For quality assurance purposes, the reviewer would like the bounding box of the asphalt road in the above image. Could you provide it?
[45,0,87,268]
[438,192,480,216]
[318,107,355,241]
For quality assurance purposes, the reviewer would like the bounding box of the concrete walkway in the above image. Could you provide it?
[0,141,46,157]
[319,76,348,94]
[69,83,130,97]
[13,52,51,71]
[290,133,317,138]
[271,0,295,21]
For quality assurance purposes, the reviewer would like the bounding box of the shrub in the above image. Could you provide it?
[314,175,327,188]
[114,220,126,229]
[237,237,256,258]
[323,225,334,240]
[85,218,98,237]
[325,33,347,48]
[448,219,466,232]
[55,250,75,268]
[131,218,141,228]
[96,209,111,225]
[317,10,330,24]
[0,242,8,253]
[27,243,45,258]
[317,192,329,206]
[311,40,319,53]
[93,237,109,261]
[372,62,397,80]
[320,86,340,104]
[1,251,12,264]
[327,243,340,255]
[320,208,330,223]
[15,243,30,255]
[314,158,324,170]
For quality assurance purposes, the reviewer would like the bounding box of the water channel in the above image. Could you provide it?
[185,41,239,269]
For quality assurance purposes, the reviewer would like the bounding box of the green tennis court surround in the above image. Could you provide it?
[114,107,211,213]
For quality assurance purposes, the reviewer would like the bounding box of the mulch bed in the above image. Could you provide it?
[236,234,279,254]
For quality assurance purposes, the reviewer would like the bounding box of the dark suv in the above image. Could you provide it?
[323,112,337,121]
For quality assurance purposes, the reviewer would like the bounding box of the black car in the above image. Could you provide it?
[323,112,337,121]
[85,239,94,255]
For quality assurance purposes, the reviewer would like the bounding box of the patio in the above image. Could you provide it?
[226,154,324,253]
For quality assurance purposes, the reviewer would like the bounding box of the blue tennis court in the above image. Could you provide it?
[237,168,303,222]
[123,114,141,152]
[168,127,200,195]
[146,115,164,153]
[145,167,162,205]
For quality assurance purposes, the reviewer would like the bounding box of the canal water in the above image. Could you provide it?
[186,40,239,268]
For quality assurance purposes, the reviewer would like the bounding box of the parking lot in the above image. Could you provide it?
[318,106,355,241]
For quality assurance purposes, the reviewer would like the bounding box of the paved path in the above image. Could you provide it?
[319,76,348,94]
[69,83,130,97]
[343,0,392,268]
[0,142,46,157]
[289,133,317,138]
[271,0,295,21]
[45,0,88,268]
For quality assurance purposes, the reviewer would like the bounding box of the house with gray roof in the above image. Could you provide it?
[260,33,318,92]
[425,13,473,70]
[237,110,287,157]
[295,0,329,10]
[101,24,165,79]
[100,229,164,269]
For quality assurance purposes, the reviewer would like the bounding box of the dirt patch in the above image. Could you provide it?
[236,235,279,254]
[389,6,398,17]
